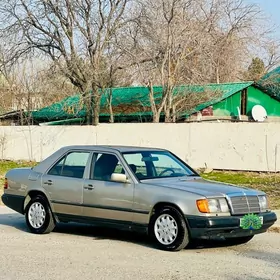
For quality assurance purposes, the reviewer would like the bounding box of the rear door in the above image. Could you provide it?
[42,150,91,217]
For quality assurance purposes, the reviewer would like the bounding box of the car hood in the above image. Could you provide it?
[142,176,263,197]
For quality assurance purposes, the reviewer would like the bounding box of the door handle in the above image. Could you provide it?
[84,184,95,190]
[43,180,53,185]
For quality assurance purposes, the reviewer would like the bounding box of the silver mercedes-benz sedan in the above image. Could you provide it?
[1,145,277,251]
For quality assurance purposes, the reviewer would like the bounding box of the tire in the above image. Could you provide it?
[149,206,189,251]
[226,235,254,245]
[25,195,55,234]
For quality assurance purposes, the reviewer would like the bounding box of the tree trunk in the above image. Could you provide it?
[216,64,220,84]
[152,112,160,122]
[108,89,114,123]
[165,109,171,122]
[172,104,177,123]
[148,82,160,123]
[109,104,114,123]
[27,89,31,125]
[164,87,173,122]
[91,87,101,126]
[93,100,100,126]
[19,101,24,125]
[85,92,92,125]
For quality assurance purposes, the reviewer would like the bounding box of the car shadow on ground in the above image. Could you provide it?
[55,222,155,248]
[0,212,157,249]
[0,212,252,251]
[187,239,250,250]
[0,212,29,232]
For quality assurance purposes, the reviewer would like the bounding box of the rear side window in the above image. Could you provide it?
[48,151,90,178]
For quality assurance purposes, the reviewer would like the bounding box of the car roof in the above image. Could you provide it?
[61,145,168,153]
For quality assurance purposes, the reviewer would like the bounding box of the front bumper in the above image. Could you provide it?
[1,193,25,214]
[186,211,277,240]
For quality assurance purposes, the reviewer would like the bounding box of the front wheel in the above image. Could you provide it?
[25,195,55,234]
[149,206,190,251]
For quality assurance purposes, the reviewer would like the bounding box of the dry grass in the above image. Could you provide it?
[267,226,280,233]
[202,171,280,209]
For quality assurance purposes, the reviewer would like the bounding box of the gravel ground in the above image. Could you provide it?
[0,207,279,280]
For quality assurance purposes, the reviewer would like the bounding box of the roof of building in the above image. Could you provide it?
[0,109,24,120]
[255,66,280,100]
[31,81,254,122]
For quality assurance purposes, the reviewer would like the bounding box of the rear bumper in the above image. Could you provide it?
[186,211,277,240]
[1,194,25,214]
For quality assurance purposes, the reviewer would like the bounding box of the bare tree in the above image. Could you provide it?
[262,41,280,72]
[0,0,278,125]
[197,0,264,83]
[0,47,78,124]
[0,0,130,125]
[121,0,273,122]
[123,0,207,122]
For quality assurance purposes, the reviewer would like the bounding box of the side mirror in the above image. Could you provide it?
[111,173,130,183]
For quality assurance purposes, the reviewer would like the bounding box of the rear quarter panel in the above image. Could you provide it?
[5,168,34,196]
[3,147,67,198]
[5,168,54,211]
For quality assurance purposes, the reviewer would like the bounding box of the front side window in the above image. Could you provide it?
[48,151,90,178]
[121,153,148,179]
[91,153,125,181]
[122,151,196,180]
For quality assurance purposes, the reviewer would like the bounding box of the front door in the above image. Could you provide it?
[82,152,134,224]
[42,150,91,217]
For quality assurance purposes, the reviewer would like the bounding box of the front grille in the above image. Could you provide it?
[229,195,260,215]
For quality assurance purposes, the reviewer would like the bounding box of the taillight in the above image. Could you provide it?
[4,178,8,189]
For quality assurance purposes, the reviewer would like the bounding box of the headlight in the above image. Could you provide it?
[196,198,230,213]
[258,195,269,211]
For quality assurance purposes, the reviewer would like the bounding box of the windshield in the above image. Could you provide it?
[122,151,197,180]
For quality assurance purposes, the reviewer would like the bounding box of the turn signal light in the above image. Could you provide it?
[196,199,210,213]
[4,178,8,189]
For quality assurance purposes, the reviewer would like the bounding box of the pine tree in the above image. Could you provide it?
[246,58,266,81]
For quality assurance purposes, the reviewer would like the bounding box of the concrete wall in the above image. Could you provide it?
[0,123,280,172]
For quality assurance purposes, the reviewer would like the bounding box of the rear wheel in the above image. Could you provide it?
[25,195,55,234]
[149,206,189,251]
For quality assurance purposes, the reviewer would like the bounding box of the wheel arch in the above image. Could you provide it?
[23,190,58,222]
[148,202,191,230]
